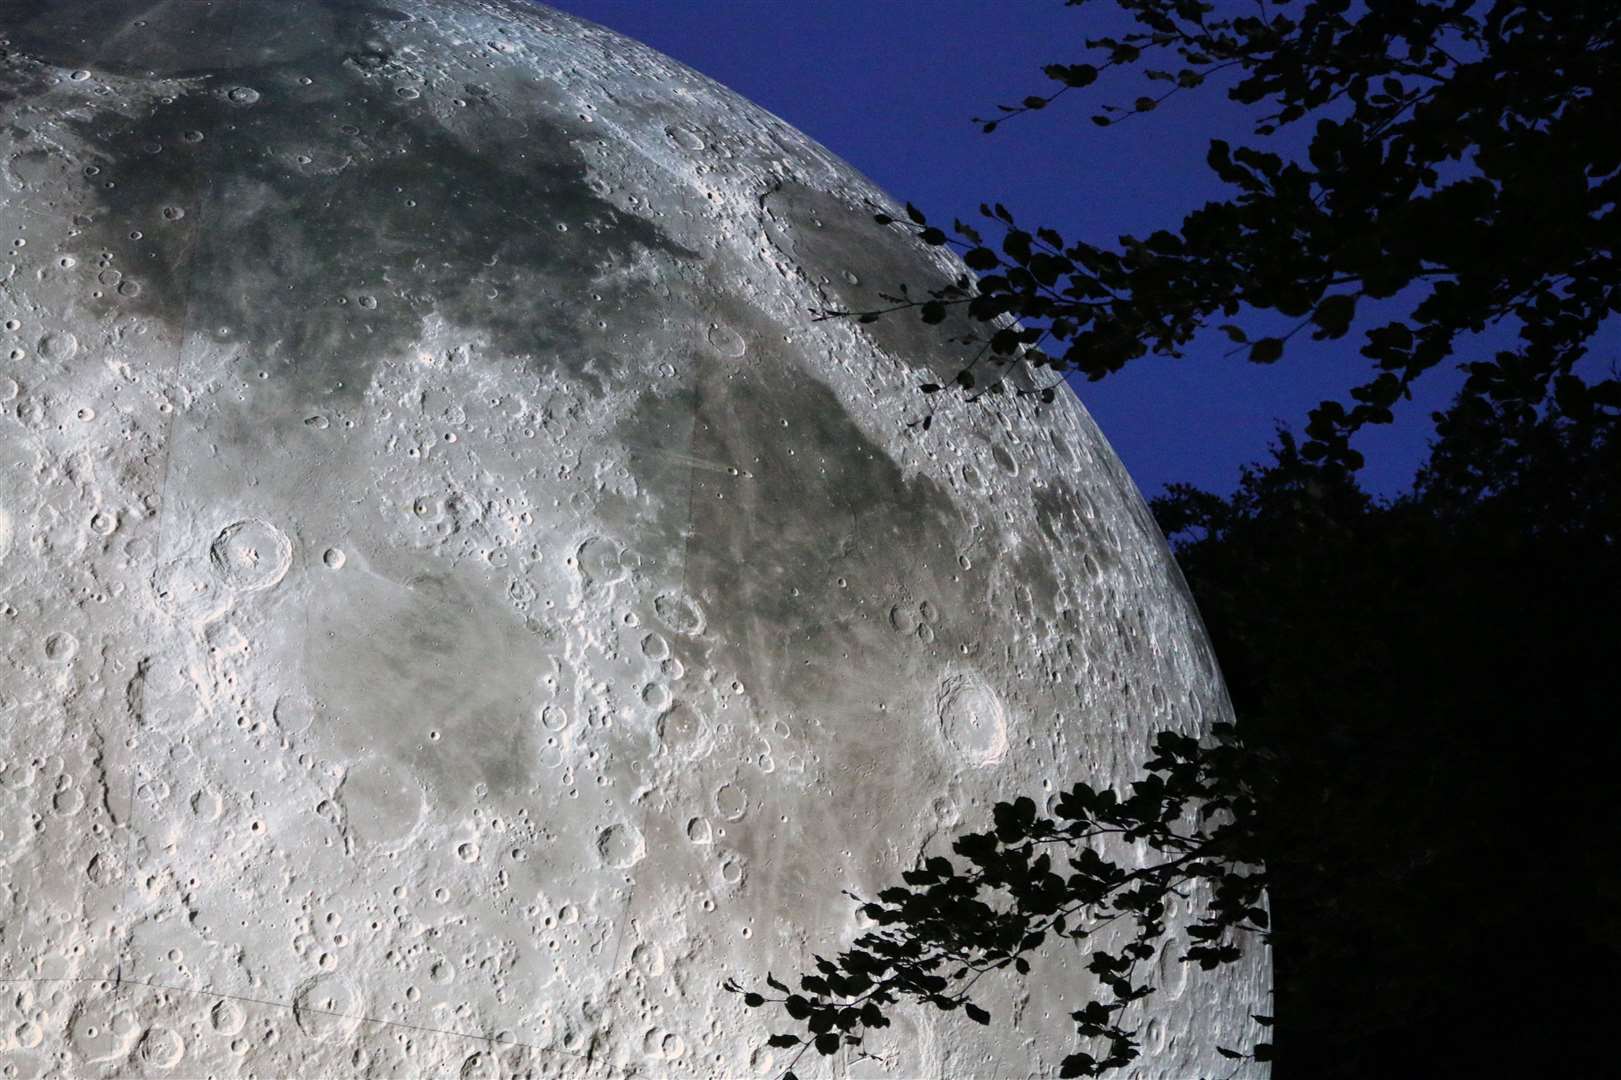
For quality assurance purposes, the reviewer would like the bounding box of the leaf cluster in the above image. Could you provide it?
[846,2,1621,470]
[727,723,1274,1078]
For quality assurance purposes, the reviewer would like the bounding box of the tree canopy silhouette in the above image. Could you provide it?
[838,0,1620,471]
[731,2,1621,1076]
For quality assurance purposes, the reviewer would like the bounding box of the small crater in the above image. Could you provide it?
[640,631,669,660]
[653,591,704,636]
[272,691,317,735]
[888,604,917,634]
[938,673,1008,766]
[706,322,746,358]
[631,941,666,976]
[208,519,292,592]
[657,702,711,759]
[665,125,705,151]
[37,331,78,361]
[136,1026,185,1069]
[208,998,244,1035]
[713,782,748,821]
[596,822,645,868]
[576,536,633,586]
[291,974,361,1042]
[42,631,78,663]
[189,788,223,821]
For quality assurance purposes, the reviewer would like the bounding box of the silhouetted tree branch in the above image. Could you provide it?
[820,1,1621,471]
[726,723,1277,1077]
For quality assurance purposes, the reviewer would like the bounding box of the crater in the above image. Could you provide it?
[292,974,362,1042]
[208,519,293,592]
[596,822,645,868]
[937,673,1008,766]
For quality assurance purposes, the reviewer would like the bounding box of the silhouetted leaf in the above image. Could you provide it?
[964,246,1000,271]
[1059,1052,1097,1077]
[1249,338,1284,364]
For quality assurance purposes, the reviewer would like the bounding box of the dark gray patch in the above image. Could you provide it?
[1033,479,1119,577]
[627,329,972,713]
[10,4,695,411]
[763,181,990,383]
[1009,539,1062,624]
[1032,482,1077,547]
[0,0,391,79]
[0,45,61,119]
[307,567,539,805]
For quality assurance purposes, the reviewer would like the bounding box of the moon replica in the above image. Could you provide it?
[0,2,1268,1076]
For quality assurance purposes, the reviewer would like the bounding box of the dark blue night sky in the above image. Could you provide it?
[546,0,1477,501]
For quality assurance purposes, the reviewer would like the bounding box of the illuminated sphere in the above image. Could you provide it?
[0,2,1268,1076]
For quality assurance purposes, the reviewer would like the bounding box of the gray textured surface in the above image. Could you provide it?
[0,2,1269,1076]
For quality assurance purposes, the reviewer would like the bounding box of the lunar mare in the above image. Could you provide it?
[0,2,1268,1077]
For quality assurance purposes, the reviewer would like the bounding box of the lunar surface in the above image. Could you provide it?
[0,2,1268,1077]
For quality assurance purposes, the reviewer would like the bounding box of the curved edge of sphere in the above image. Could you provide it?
[0,2,1269,1077]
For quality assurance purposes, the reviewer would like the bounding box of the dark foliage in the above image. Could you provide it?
[1155,396,1621,1076]
[839,1,1621,470]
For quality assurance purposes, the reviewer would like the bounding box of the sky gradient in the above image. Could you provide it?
[546,0,1480,500]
